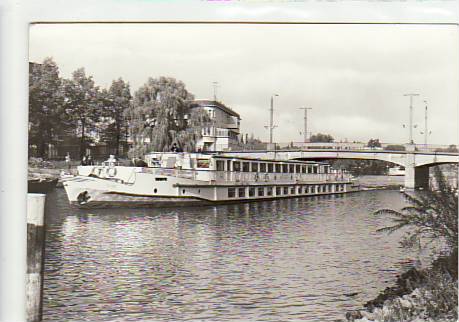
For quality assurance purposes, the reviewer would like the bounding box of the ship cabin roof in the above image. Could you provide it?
[145,152,331,172]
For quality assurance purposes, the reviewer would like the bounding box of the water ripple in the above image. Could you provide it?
[43,189,419,321]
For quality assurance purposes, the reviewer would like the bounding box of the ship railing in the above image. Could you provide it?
[141,167,198,180]
[139,167,352,183]
[212,172,351,184]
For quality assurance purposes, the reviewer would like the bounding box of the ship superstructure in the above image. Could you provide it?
[63,152,358,208]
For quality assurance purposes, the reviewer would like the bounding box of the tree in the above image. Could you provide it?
[127,76,197,153]
[375,167,458,255]
[247,133,263,145]
[98,78,132,155]
[367,138,382,148]
[29,58,64,157]
[310,133,334,143]
[384,144,406,151]
[373,167,458,319]
[330,159,390,175]
[62,68,100,158]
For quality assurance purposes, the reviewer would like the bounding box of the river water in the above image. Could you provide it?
[42,188,420,322]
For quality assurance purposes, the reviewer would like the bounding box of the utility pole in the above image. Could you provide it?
[423,100,428,146]
[299,107,312,142]
[212,81,219,101]
[264,94,279,146]
[404,93,419,144]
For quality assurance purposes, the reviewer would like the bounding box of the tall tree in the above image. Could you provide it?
[62,68,100,158]
[98,78,132,155]
[29,58,64,157]
[128,76,195,153]
[310,133,334,143]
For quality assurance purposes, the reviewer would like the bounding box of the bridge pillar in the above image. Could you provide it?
[404,166,415,189]
[415,166,430,189]
[404,165,430,190]
[404,152,416,189]
[404,152,431,189]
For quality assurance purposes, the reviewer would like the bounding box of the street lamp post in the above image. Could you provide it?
[404,93,419,144]
[299,107,312,142]
[212,81,219,101]
[422,100,431,147]
[265,94,279,146]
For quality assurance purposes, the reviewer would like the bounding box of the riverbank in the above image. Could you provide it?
[28,157,130,180]
[28,158,78,180]
[355,175,404,190]
[345,252,458,322]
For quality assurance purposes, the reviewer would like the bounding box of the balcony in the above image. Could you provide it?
[222,122,239,130]
[202,127,240,139]
[202,136,216,143]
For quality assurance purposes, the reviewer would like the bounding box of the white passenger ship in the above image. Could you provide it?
[63,152,359,208]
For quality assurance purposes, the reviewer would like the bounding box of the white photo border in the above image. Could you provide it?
[0,0,457,320]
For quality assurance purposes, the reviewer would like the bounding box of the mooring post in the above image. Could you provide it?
[26,193,46,322]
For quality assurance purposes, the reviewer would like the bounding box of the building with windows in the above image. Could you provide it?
[190,99,241,151]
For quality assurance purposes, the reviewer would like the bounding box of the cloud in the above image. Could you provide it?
[29,23,459,145]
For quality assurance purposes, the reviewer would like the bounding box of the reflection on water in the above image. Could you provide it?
[43,189,417,322]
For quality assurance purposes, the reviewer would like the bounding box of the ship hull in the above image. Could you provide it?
[63,170,359,209]
[69,194,208,208]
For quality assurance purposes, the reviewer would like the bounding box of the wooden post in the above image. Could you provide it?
[27,193,46,322]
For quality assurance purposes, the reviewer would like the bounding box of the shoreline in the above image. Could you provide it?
[345,251,458,322]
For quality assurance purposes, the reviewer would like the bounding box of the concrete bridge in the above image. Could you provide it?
[220,148,458,189]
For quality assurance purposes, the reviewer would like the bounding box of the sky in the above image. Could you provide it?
[29,22,459,145]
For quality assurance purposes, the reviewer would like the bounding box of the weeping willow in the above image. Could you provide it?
[126,76,210,157]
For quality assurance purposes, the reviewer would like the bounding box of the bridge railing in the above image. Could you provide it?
[229,142,458,154]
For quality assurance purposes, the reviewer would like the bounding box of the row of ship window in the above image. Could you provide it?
[227,184,346,198]
[215,160,328,174]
